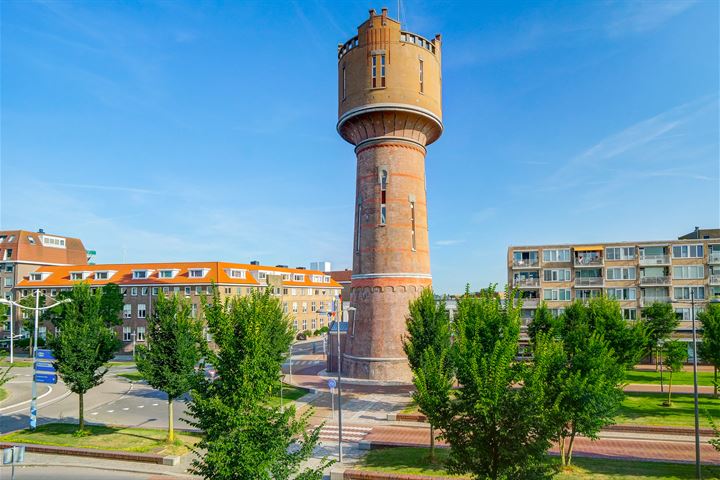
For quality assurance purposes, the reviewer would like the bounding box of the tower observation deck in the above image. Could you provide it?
[337,8,443,381]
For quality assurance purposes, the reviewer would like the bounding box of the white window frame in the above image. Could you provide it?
[672,244,703,258]
[542,249,571,263]
[672,265,704,279]
[673,286,705,301]
[123,304,132,319]
[136,326,146,342]
[543,269,571,282]
[607,267,636,280]
[123,326,132,342]
[137,304,147,319]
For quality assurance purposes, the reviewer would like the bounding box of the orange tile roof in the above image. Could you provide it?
[0,230,87,265]
[329,269,352,283]
[16,261,342,289]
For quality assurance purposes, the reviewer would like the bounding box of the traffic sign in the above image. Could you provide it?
[328,378,337,389]
[34,361,56,373]
[34,373,58,384]
[35,349,55,360]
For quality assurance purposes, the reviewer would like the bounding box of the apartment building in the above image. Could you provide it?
[508,228,720,356]
[0,229,89,339]
[14,261,342,353]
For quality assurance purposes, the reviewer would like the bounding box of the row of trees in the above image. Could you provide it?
[35,283,329,479]
[404,287,720,478]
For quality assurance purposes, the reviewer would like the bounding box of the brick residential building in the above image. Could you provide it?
[15,261,342,353]
[0,229,89,340]
[508,228,720,358]
[336,8,443,381]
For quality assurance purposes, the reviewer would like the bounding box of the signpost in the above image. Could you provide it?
[3,445,25,480]
[34,373,58,384]
[32,348,57,427]
[328,378,337,419]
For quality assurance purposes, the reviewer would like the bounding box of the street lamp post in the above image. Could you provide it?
[690,290,701,479]
[658,339,665,393]
[0,292,71,430]
[9,302,14,364]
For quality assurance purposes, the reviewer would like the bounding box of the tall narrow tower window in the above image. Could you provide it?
[371,55,386,88]
[380,54,386,87]
[372,56,377,88]
[355,203,362,253]
[419,59,424,93]
[342,64,347,100]
[379,168,388,225]
[410,201,416,251]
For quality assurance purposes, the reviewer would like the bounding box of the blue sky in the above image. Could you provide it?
[1,1,718,294]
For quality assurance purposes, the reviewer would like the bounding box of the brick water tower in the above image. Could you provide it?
[337,8,443,381]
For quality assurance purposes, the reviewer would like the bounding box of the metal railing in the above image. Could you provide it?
[710,275,720,286]
[639,254,671,266]
[574,257,603,267]
[337,36,359,60]
[709,253,720,264]
[513,278,540,288]
[640,296,671,307]
[639,276,671,286]
[400,31,437,54]
[574,277,604,287]
[512,258,539,268]
[519,298,539,308]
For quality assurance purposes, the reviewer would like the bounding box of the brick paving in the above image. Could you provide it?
[359,423,720,465]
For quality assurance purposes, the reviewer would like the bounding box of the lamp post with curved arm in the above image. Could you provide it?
[0,291,72,429]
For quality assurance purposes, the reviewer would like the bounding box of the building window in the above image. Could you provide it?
[195,286,202,295]
[543,269,571,282]
[131,287,138,296]
[163,287,170,294]
[311,318,317,330]
[137,326,145,342]
[137,304,147,319]
[542,249,570,262]
[292,302,298,313]
[410,201,416,251]
[191,303,198,318]
[342,64,347,99]
[123,327,132,342]
[675,307,701,321]
[673,265,704,279]
[372,55,377,87]
[141,287,148,295]
[50,289,56,297]
[607,288,636,301]
[311,301,316,312]
[302,302,308,313]
[70,272,84,281]
[293,274,304,282]
[419,59,424,92]
[228,269,246,279]
[94,271,108,280]
[543,288,572,301]
[258,272,267,280]
[283,302,288,313]
[3,277,12,287]
[606,247,636,260]
[189,269,206,278]
[133,270,148,280]
[123,304,132,318]
[152,287,159,295]
[623,308,637,320]
[672,244,703,258]
[293,319,298,330]
[607,267,636,280]
[674,286,705,300]
[185,287,191,296]
[379,168,388,225]
[302,319,307,331]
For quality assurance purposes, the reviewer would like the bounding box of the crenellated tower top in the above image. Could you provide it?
[337,7,443,148]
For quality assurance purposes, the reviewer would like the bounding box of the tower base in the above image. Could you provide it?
[342,355,412,383]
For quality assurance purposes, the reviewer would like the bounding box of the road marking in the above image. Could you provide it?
[0,385,54,412]
[123,407,129,411]
[152,403,158,406]
[91,412,98,415]
[24,374,30,377]
[107,410,114,413]
[137,405,144,408]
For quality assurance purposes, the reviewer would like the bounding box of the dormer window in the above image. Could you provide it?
[29,272,49,281]
[258,272,267,280]
[311,275,323,283]
[70,271,90,281]
[28,236,35,245]
[324,276,330,283]
[159,269,180,279]
[226,269,246,279]
[293,274,305,282]
[188,268,209,279]
[132,269,154,280]
[94,271,116,280]
[282,273,291,281]
[40,235,66,249]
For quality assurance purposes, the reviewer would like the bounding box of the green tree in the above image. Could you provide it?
[186,288,332,479]
[698,303,720,397]
[47,283,121,431]
[46,283,123,328]
[403,288,453,462]
[662,340,688,407]
[136,293,206,443]
[18,292,48,355]
[441,286,555,479]
[528,301,554,347]
[709,410,720,452]
[538,331,624,467]
[642,302,679,371]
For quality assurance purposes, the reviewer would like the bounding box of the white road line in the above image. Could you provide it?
[91,412,98,415]
[0,386,54,412]
[122,408,129,411]
[152,403,158,406]
[137,405,144,408]
[107,410,114,413]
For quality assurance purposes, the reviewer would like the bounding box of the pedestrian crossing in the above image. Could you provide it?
[313,424,372,444]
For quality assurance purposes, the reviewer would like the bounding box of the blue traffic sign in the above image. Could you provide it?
[328,378,337,389]
[34,373,57,384]
[35,349,55,360]
[34,361,56,373]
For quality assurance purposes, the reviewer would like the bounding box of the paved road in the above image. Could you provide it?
[0,465,178,479]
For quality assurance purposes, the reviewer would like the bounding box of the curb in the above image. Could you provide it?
[0,441,180,465]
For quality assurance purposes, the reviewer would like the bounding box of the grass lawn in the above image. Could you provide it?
[267,384,309,407]
[0,423,198,456]
[626,369,717,387]
[116,372,144,382]
[358,447,720,478]
[0,387,7,403]
[0,360,33,368]
[107,361,137,367]
[617,392,720,428]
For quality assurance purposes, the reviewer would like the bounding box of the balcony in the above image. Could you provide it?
[640,296,671,307]
[639,254,671,266]
[710,275,720,286]
[512,258,539,269]
[709,253,720,264]
[574,257,603,267]
[574,277,604,287]
[520,298,539,308]
[513,278,540,288]
[640,276,671,286]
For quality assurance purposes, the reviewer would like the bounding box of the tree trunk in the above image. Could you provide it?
[168,398,174,443]
[714,366,717,398]
[567,429,577,466]
[559,436,566,466]
[667,373,673,406]
[429,424,435,463]
[655,347,659,372]
[79,392,84,431]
